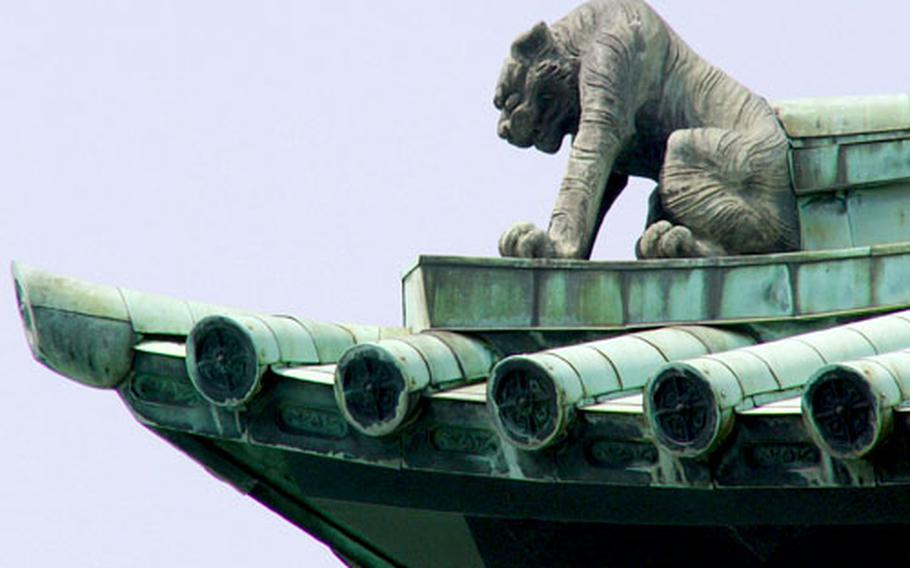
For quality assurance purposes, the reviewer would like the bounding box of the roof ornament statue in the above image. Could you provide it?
[495,0,798,260]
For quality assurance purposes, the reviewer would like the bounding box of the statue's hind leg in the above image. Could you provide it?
[638,127,797,259]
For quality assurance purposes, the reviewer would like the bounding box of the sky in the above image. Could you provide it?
[1,1,908,566]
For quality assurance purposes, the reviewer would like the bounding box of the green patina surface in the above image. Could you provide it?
[775,94,910,251]
[644,311,910,458]
[774,94,910,138]
[404,244,910,332]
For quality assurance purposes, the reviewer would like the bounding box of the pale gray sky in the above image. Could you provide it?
[2,1,907,566]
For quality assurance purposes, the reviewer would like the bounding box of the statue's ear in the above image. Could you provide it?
[511,22,554,61]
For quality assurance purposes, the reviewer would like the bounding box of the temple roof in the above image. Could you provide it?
[16,249,910,565]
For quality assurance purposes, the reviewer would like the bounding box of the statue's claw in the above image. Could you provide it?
[637,221,723,259]
[499,222,554,258]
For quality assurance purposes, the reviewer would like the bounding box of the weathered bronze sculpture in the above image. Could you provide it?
[495,0,797,259]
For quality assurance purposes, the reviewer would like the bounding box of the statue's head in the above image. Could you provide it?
[494,22,579,154]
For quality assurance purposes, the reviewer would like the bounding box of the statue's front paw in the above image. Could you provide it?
[499,222,554,258]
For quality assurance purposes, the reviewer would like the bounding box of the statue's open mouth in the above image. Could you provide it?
[498,111,534,149]
[498,111,566,154]
[533,128,564,154]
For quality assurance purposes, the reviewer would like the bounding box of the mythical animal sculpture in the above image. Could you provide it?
[494,0,799,259]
